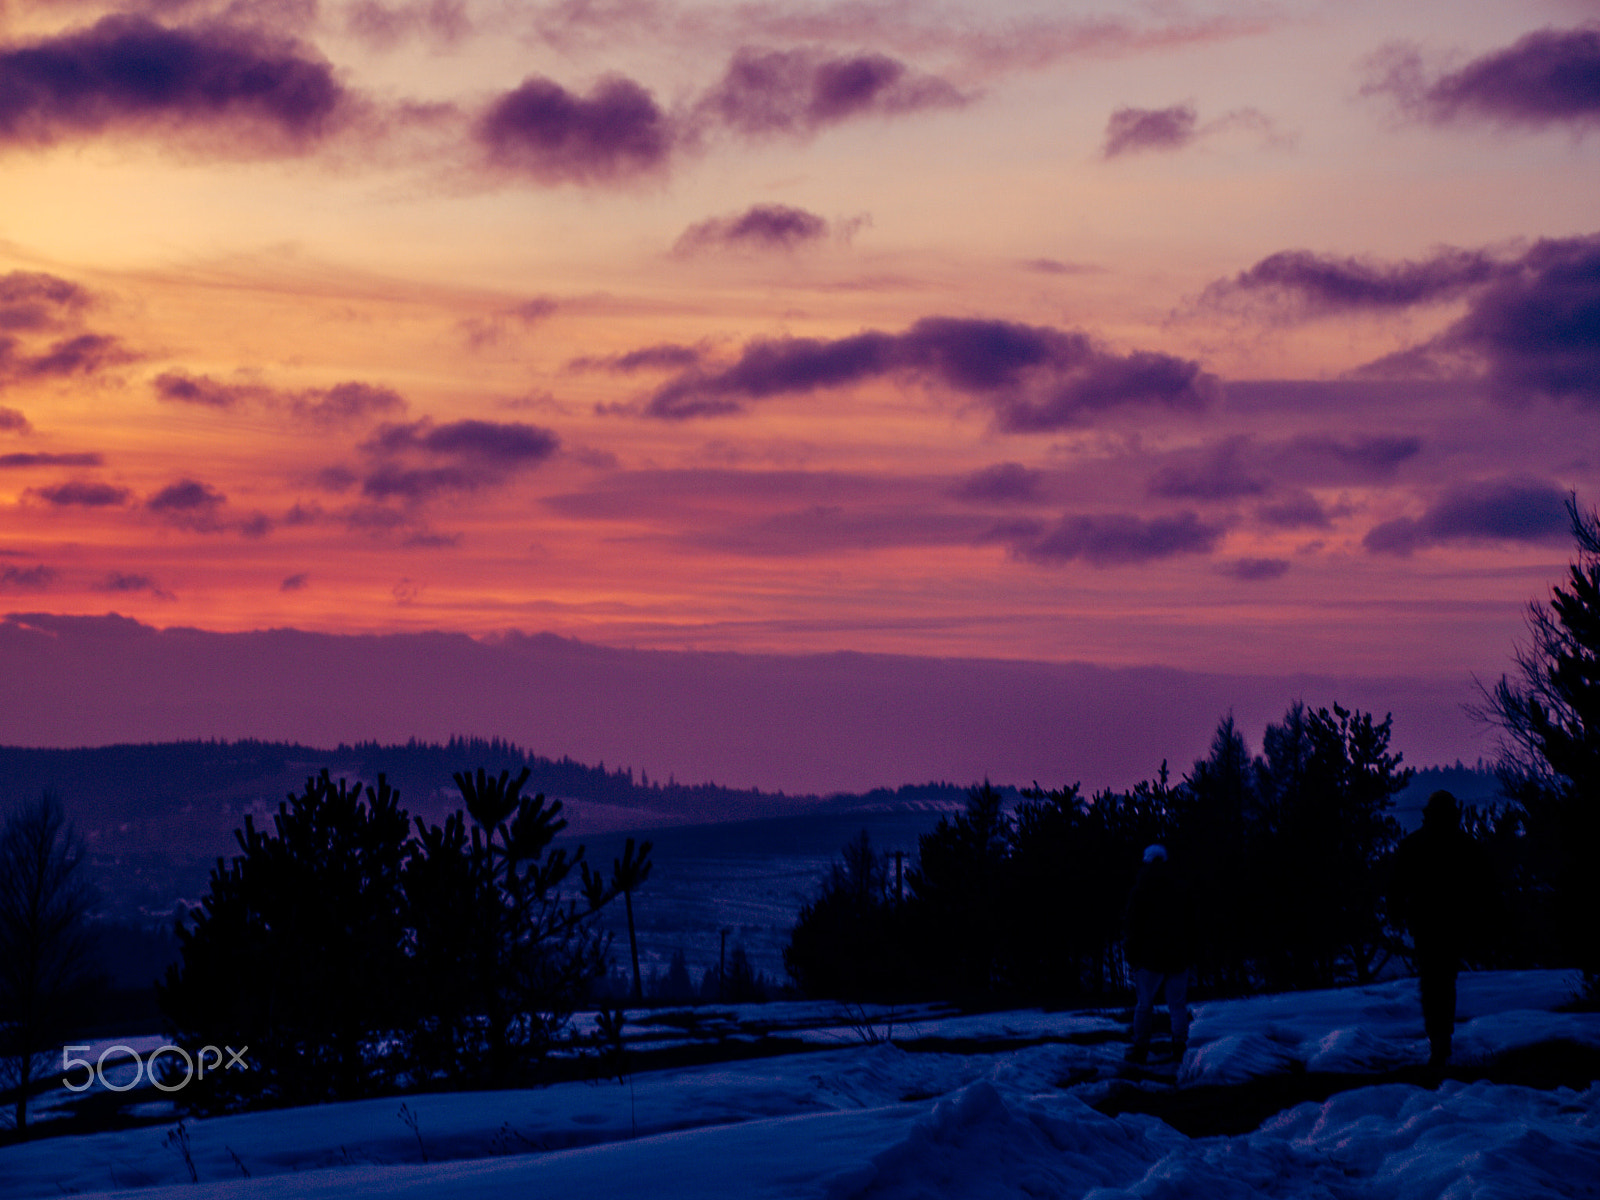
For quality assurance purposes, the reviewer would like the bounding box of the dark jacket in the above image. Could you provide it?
[1390,820,1492,966]
[1124,859,1194,974]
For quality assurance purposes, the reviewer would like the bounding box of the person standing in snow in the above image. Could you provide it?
[1123,843,1194,1064]
[1389,790,1493,1070]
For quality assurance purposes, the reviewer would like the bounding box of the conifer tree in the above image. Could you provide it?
[1479,498,1600,984]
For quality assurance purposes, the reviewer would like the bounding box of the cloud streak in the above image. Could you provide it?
[356,417,561,502]
[1366,27,1600,130]
[0,452,104,468]
[476,47,963,185]
[28,480,132,507]
[1202,247,1506,315]
[1012,510,1223,566]
[673,204,832,255]
[154,372,406,423]
[695,47,965,137]
[639,316,1217,426]
[1363,479,1570,555]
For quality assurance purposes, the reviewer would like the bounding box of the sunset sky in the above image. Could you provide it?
[2,0,1598,789]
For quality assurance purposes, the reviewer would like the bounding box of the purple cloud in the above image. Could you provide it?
[1102,103,1197,156]
[697,48,965,138]
[0,272,91,331]
[0,452,104,468]
[951,462,1045,504]
[99,571,175,599]
[674,204,830,255]
[1014,510,1223,566]
[0,564,56,591]
[29,480,131,506]
[0,16,346,151]
[459,297,559,348]
[155,372,406,422]
[365,418,560,464]
[153,372,261,409]
[1222,557,1290,581]
[361,465,478,500]
[292,382,406,423]
[1368,28,1600,129]
[569,343,706,374]
[359,418,560,502]
[345,0,471,50]
[1147,438,1268,500]
[1021,258,1098,275]
[3,333,135,381]
[642,316,1216,426]
[689,506,998,557]
[1257,491,1333,530]
[1363,479,1570,555]
[0,408,33,434]
[1203,247,1505,314]
[1447,233,1600,405]
[281,572,309,591]
[478,74,673,183]
[147,478,225,513]
[1284,434,1422,475]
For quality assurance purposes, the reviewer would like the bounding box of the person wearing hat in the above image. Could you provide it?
[1123,842,1194,1064]
[1389,790,1494,1070]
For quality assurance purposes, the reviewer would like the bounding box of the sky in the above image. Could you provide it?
[1,0,1599,788]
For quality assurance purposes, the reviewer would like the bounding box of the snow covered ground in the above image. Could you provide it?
[2,970,1596,1199]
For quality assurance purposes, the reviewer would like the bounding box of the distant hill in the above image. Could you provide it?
[0,736,831,855]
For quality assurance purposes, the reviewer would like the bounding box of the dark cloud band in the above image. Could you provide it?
[1368,27,1600,129]
[641,315,1216,426]
[1364,479,1570,555]
[0,16,346,151]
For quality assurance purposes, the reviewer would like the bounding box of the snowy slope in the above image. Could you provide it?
[1,970,1595,1199]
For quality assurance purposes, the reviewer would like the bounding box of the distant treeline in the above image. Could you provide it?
[787,703,1552,1008]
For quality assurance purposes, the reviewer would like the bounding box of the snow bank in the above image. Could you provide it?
[3,970,1597,1199]
[831,1077,1600,1200]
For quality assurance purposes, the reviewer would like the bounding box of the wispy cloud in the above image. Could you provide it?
[1201,246,1505,316]
[1365,27,1600,130]
[154,372,407,424]
[0,564,56,591]
[1010,510,1223,566]
[28,480,132,507]
[98,571,175,599]
[950,462,1046,504]
[638,315,1217,427]
[0,272,92,331]
[1220,557,1290,581]
[673,204,832,255]
[694,47,966,137]
[1102,103,1197,156]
